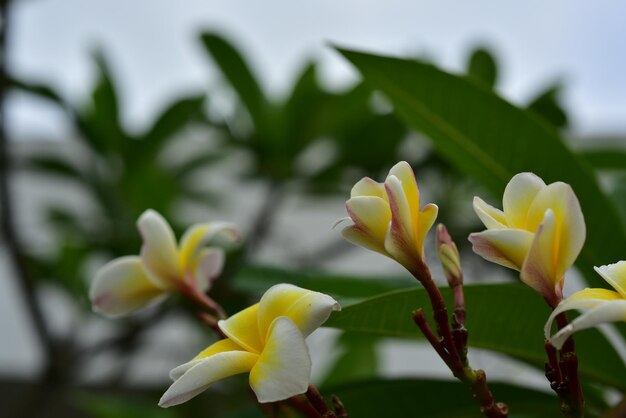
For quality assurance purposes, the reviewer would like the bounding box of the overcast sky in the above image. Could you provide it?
[7,0,626,138]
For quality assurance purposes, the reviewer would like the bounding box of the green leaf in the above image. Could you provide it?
[334,47,626,293]
[200,32,269,131]
[467,47,498,88]
[527,84,569,128]
[232,264,412,300]
[140,95,206,159]
[77,50,127,154]
[325,283,626,391]
[321,333,380,388]
[580,149,626,170]
[330,378,558,418]
[25,155,84,183]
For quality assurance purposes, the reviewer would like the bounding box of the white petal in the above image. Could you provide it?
[502,172,545,229]
[473,196,507,229]
[258,284,340,340]
[159,350,258,407]
[550,300,626,350]
[137,209,181,288]
[595,262,626,298]
[89,256,165,318]
[543,287,622,339]
[193,249,225,292]
[249,317,311,403]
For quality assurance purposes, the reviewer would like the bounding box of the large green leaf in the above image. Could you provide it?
[232,265,412,300]
[200,32,269,132]
[325,283,626,391]
[335,47,626,292]
[330,378,559,418]
[140,94,205,159]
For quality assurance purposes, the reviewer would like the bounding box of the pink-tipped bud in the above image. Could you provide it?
[436,224,462,288]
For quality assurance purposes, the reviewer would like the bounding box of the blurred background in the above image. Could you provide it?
[2,1,626,417]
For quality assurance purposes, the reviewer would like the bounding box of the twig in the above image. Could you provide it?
[0,0,55,367]
[305,385,337,418]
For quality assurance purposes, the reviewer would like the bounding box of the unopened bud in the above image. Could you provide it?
[436,224,462,288]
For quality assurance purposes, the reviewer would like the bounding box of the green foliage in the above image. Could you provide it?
[330,379,559,418]
[325,283,626,391]
[321,333,380,388]
[13,51,218,301]
[200,32,410,186]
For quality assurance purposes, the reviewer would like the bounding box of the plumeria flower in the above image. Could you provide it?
[545,261,626,349]
[159,284,340,406]
[90,209,240,317]
[340,161,438,272]
[469,173,585,306]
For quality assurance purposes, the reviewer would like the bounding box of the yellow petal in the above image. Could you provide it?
[387,161,420,234]
[159,350,258,407]
[218,304,263,354]
[502,172,545,229]
[416,203,438,258]
[137,209,181,288]
[344,196,392,252]
[521,209,560,301]
[178,222,240,271]
[89,256,165,318]
[257,284,340,340]
[469,229,534,271]
[594,262,626,298]
[341,225,389,256]
[384,175,418,269]
[526,182,585,278]
[249,317,311,403]
[473,196,508,229]
[351,177,387,200]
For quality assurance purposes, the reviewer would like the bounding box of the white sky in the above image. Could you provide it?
[7,0,626,140]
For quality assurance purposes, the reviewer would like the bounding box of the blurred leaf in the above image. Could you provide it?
[335,47,626,293]
[580,149,626,170]
[170,150,224,180]
[77,394,177,418]
[25,155,84,183]
[330,378,558,418]
[200,32,269,131]
[321,333,380,388]
[9,77,66,105]
[467,47,498,88]
[527,84,569,128]
[76,50,127,154]
[232,264,412,300]
[325,283,626,390]
[141,95,206,159]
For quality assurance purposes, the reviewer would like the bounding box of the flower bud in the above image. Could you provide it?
[436,224,462,288]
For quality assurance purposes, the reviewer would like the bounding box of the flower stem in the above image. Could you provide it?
[409,258,508,418]
[552,313,585,418]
